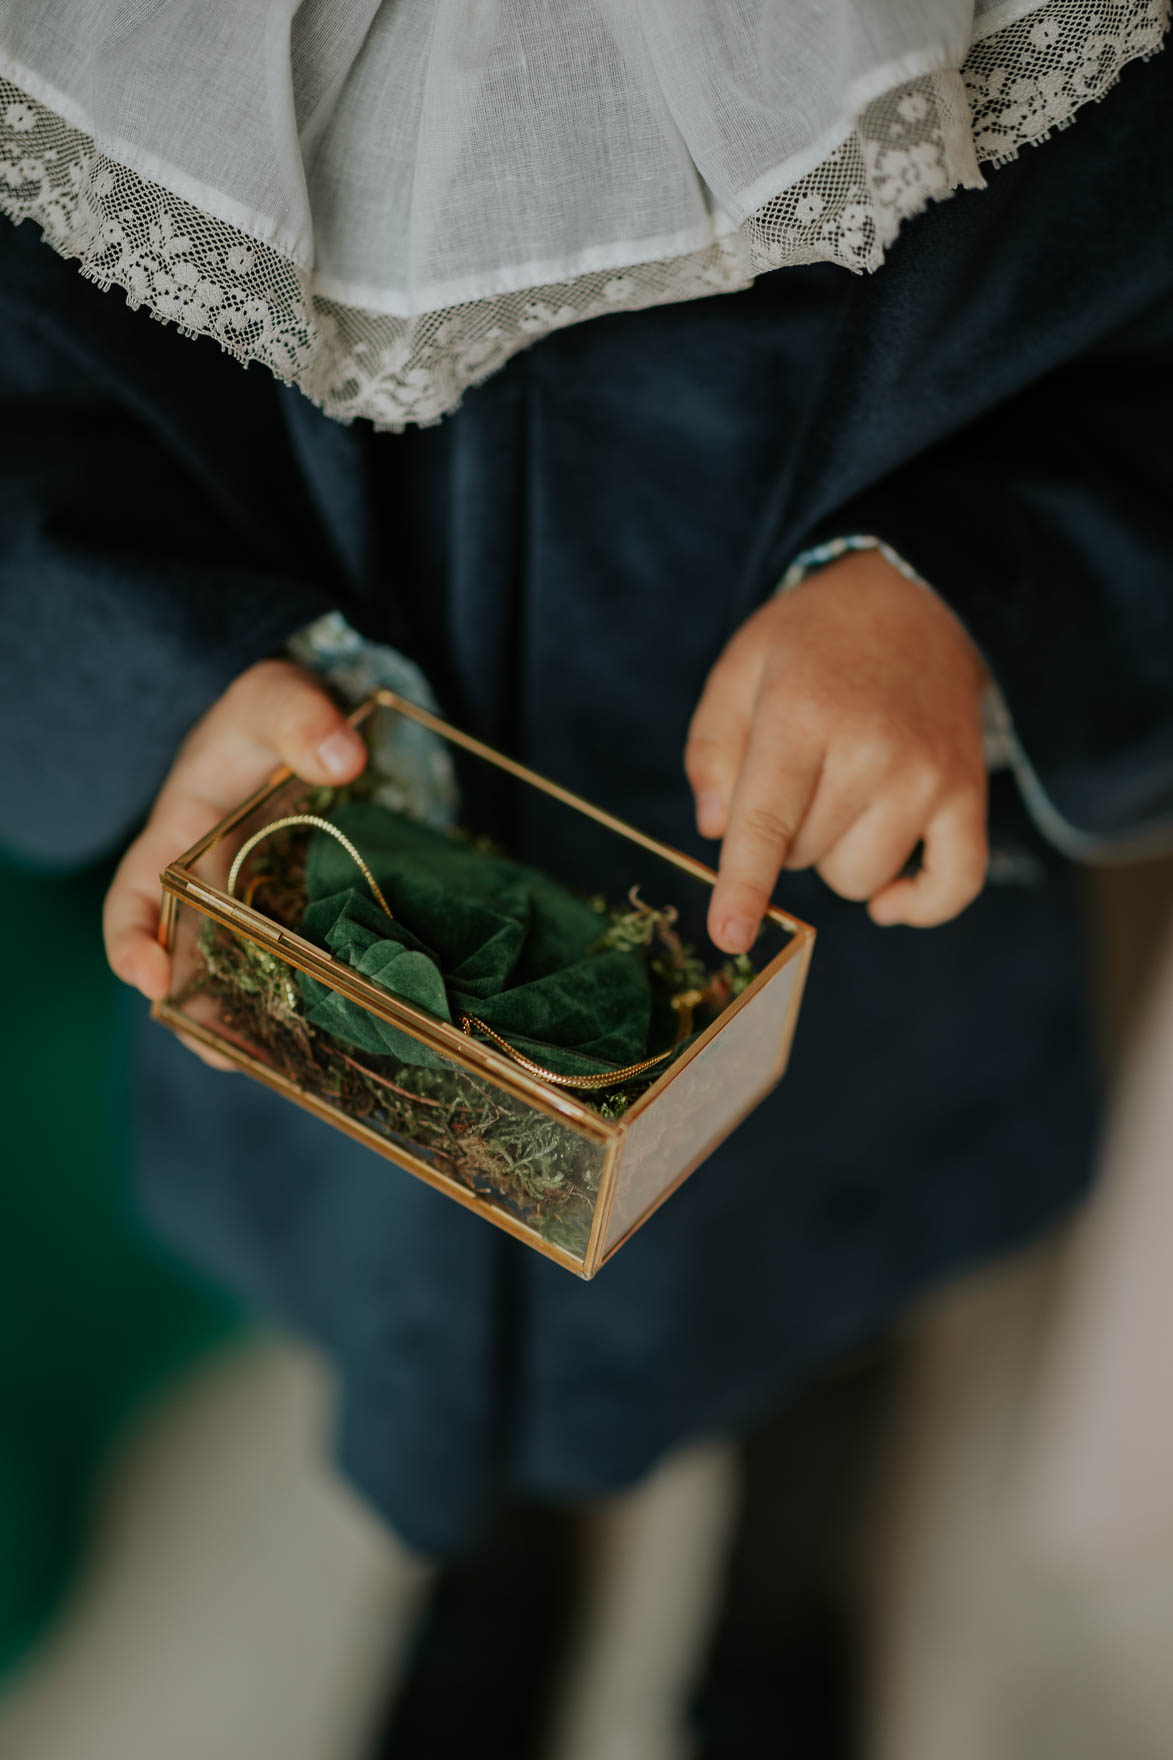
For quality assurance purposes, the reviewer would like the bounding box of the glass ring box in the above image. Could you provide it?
[153,691,814,1279]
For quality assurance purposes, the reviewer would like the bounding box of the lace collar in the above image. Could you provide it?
[0,0,1166,429]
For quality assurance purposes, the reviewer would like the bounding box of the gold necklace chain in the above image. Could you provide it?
[228,815,394,916]
[458,1010,683,1091]
[227,813,691,1092]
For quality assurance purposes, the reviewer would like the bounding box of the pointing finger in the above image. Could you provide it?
[685,636,764,841]
[707,713,822,953]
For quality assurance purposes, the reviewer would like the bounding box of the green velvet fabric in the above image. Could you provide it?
[298,803,652,1076]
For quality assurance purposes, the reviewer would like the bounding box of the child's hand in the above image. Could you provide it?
[103,660,367,1022]
[685,550,989,951]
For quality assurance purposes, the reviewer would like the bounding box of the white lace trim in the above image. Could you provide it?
[0,0,1166,431]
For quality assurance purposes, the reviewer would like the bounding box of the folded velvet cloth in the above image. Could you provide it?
[0,2,1164,429]
[298,802,652,1077]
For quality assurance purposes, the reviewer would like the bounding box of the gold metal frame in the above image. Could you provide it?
[153,689,815,1278]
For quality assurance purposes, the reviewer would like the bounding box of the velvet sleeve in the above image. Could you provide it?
[0,224,341,869]
[810,295,1173,858]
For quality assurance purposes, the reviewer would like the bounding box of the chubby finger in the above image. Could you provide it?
[782,776,878,875]
[175,1030,238,1073]
[105,662,368,1001]
[707,719,822,953]
[815,801,929,904]
[868,790,988,928]
[220,660,367,790]
[103,841,172,1000]
[685,642,762,841]
[103,792,226,999]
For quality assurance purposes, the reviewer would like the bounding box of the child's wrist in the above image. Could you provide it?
[778,534,1005,768]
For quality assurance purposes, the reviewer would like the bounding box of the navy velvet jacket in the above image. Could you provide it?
[0,51,1168,1549]
[1,50,1171,870]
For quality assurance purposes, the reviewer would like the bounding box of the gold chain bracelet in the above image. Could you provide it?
[459,1001,698,1092]
[228,816,394,916]
[226,814,695,1091]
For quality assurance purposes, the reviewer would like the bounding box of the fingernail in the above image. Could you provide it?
[696,793,725,838]
[719,915,756,952]
[318,730,361,777]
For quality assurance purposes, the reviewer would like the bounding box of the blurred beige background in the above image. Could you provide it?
[2,857,1172,1760]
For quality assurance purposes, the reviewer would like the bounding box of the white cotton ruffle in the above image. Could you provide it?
[0,0,1166,430]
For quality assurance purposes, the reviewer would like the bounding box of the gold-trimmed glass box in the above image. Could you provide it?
[154,692,814,1279]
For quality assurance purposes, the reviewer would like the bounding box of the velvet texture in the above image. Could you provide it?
[298,802,652,1075]
[11,46,1173,1549]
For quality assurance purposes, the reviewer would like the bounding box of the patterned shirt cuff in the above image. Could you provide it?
[285,612,459,828]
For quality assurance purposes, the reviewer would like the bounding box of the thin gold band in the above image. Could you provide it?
[227,815,395,917]
[458,1010,686,1092]
[227,813,687,1092]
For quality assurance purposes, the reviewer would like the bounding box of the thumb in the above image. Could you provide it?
[214,660,368,792]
